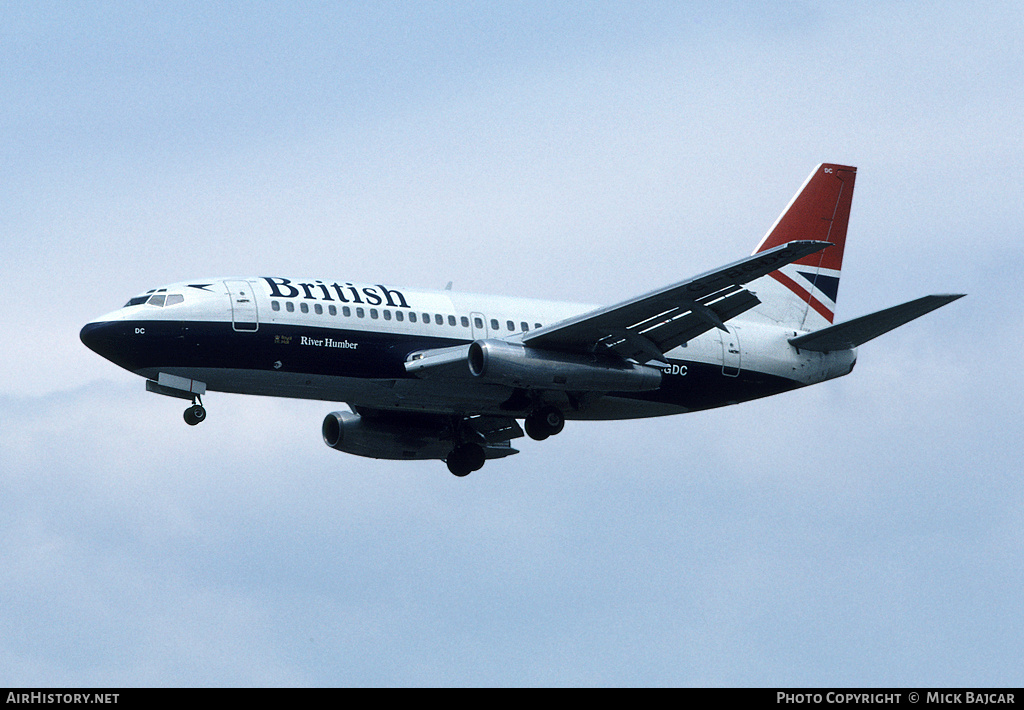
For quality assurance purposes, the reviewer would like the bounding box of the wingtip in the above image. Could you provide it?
[788,239,834,254]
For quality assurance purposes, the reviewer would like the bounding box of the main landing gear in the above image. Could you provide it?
[183,396,206,426]
[446,443,486,477]
[524,405,564,441]
[446,406,565,476]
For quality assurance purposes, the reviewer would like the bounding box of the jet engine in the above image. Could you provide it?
[322,411,453,461]
[467,339,662,392]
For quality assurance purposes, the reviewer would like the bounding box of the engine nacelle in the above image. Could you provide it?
[322,411,452,461]
[467,339,662,392]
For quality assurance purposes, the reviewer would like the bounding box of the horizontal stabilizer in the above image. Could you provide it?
[789,294,965,352]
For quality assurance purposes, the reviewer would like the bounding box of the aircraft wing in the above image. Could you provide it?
[405,344,472,378]
[522,240,832,362]
[788,294,966,352]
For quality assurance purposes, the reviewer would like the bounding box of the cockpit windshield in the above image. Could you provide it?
[124,289,184,308]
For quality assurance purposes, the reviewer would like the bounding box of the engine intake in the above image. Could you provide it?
[467,339,661,392]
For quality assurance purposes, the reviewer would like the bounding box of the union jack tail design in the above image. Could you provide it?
[749,163,857,331]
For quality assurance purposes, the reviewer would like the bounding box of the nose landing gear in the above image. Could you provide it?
[146,375,209,426]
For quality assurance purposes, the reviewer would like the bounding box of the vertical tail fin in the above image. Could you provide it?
[750,163,857,330]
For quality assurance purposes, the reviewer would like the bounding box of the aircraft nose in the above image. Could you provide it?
[80,320,121,362]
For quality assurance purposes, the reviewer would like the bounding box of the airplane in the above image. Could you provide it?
[81,163,964,476]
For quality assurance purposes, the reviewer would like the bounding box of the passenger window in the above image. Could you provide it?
[395,311,404,322]
[356,307,365,318]
[409,312,417,323]
[343,306,351,317]
[448,315,456,326]
[286,302,295,312]
[474,317,483,329]
[423,313,431,323]
[383,310,391,321]
[434,314,443,325]
[490,319,499,330]
[461,316,469,327]
[272,301,281,312]
[314,304,323,315]
[507,320,514,331]
[370,309,378,319]
[329,305,337,316]
[521,322,529,332]
[535,323,542,329]
[300,303,309,314]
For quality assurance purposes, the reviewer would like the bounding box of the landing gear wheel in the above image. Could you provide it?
[446,448,471,477]
[539,406,565,436]
[184,404,206,426]
[466,444,486,472]
[447,443,485,477]
[525,406,564,440]
[524,416,550,441]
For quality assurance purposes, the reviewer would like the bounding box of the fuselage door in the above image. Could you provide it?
[225,280,259,332]
[719,326,741,377]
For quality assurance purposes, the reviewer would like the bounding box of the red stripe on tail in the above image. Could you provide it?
[769,271,836,323]
[754,164,857,272]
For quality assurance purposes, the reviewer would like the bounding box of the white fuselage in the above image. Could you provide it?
[81,277,857,421]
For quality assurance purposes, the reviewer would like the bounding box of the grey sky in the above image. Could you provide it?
[1,1,1021,686]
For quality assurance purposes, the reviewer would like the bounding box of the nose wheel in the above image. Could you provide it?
[183,397,206,426]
